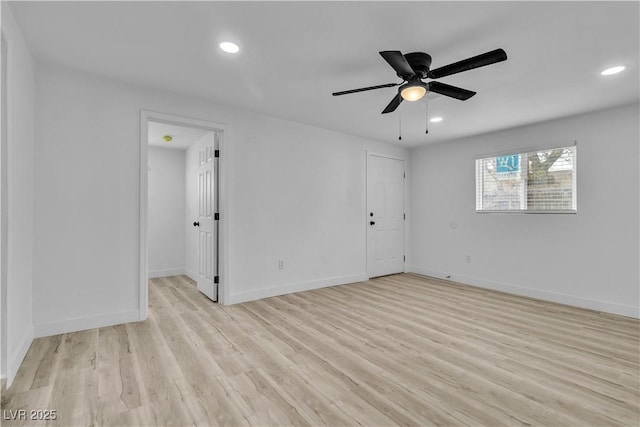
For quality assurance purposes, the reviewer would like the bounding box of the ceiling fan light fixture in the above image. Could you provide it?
[333,48,507,118]
[400,82,427,102]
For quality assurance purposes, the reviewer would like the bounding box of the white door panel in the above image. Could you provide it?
[367,155,405,278]
[195,133,219,301]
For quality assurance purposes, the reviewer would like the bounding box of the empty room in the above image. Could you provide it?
[1,1,638,426]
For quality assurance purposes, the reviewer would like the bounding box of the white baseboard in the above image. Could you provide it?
[184,269,198,282]
[408,265,640,319]
[226,273,369,305]
[34,310,141,338]
[148,268,186,279]
[7,324,34,388]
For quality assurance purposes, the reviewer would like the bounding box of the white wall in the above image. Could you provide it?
[33,62,407,336]
[0,3,35,385]
[148,146,185,278]
[409,102,640,318]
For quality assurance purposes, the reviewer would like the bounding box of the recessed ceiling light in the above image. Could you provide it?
[601,65,625,76]
[430,117,443,123]
[219,42,240,54]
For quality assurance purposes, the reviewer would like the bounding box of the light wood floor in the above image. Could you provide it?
[2,274,639,426]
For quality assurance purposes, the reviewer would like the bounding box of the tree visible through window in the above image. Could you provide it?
[476,145,577,213]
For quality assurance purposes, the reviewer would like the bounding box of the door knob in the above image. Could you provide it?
[193,221,200,227]
[370,221,375,226]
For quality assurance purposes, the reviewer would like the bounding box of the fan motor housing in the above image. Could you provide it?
[405,52,432,78]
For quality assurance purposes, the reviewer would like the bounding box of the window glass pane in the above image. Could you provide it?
[476,145,576,213]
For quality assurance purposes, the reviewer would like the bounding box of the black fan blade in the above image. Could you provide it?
[382,93,403,114]
[428,81,476,100]
[428,48,507,79]
[332,83,399,96]
[379,51,415,79]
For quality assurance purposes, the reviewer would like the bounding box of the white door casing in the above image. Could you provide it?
[195,133,219,300]
[367,154,405,278]
[1,33,8,381]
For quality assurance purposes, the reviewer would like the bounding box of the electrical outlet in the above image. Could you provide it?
[278,260,285,270]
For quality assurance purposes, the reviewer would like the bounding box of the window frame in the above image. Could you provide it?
[475,142,577,214]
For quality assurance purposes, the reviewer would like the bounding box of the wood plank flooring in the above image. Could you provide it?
[2,273,639,426]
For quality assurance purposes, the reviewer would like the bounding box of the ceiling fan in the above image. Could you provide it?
[332,48,507,114]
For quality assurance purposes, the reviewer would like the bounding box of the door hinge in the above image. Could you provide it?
[403,213,406,220]
[214,276,219,284]
[404,172,406,179]
[214,149,220,158]
[404,255,406,262]
[214,212,219,221]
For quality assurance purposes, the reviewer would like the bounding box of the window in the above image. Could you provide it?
[476,144,576,213]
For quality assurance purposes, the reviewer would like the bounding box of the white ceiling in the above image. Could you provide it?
[148,121,211,150]
[9,1,639,147]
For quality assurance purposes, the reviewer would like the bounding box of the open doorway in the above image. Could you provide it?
[139,111,225,318]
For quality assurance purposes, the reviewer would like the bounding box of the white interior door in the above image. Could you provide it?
[367,154,405,278]
[194,133,218,300]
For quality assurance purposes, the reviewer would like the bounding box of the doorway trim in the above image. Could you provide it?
[1,31,8,382]
[365,151,407,279]
[139,110,228,319]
